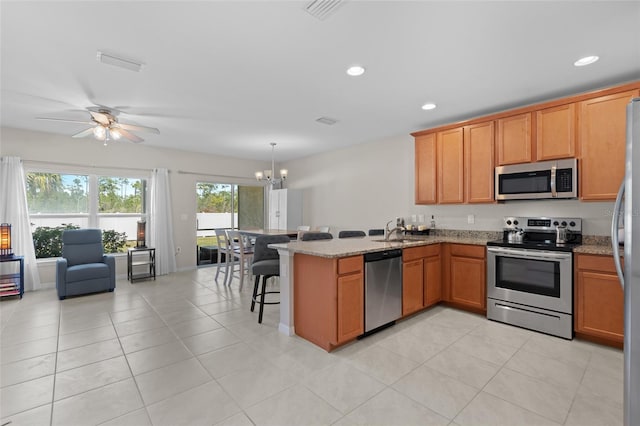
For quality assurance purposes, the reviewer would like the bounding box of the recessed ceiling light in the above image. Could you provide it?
[421,103,437,111]
[574,56,599,67]
[346,65,365,77]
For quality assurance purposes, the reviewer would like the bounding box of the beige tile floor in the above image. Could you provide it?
[0,266,624,426]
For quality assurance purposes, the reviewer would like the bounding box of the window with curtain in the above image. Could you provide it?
[26,171,147,258]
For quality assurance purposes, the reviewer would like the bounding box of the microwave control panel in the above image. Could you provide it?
[556,168,573,192]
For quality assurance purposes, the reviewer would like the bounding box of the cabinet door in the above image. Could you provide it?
[403,259,423,316]
[415,134,437,204]
[575,270,624,343]
[424,253,442,307]
[464,121,495,203]
[437,127,464,204]
[497,113,533,165]
[449,255,486,311]
[536,103,576,161]
[337,272,364,343]
[579,90,639,200]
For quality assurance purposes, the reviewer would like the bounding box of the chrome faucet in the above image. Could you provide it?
[385,220,405,241]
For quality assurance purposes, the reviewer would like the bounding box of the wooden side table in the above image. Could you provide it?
[0,255,24,299]
[127,248,156,282]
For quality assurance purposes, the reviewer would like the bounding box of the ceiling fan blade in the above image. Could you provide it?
[115,122,160,134]
[89,111,110,126]
[72,127,96,138]
[115,128,144,143]
[36,117,94,125]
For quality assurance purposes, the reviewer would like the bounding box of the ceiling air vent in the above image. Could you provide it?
[316,117,338,126]
[305,0,346,21]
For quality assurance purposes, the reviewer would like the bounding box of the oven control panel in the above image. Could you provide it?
[503,217,582,232]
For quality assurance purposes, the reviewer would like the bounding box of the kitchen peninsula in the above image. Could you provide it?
[270,233,494,351]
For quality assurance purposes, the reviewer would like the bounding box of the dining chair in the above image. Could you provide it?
[214,229,233,285]
[296,225,311,240]
[225,230,254,290]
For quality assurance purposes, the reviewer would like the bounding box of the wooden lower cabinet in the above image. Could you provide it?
[402,244,442,317]
[444,244,486,313]
[575,254,624,346]
[424,252,442,307]
[402,258,424,316]
[294,254,364,351]
[337,272,364,343]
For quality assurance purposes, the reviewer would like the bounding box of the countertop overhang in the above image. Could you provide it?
[269,235,490,258]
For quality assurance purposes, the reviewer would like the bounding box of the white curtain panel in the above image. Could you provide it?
[149,168,176,275]
[0,156,41,291]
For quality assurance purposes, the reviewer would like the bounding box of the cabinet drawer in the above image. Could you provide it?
[338,255,363,275]
[449,244,485,259]
[403,244,440,262]
[576,254,621,273]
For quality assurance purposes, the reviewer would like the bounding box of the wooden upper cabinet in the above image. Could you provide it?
[415,133,437,204]
[497,112,533,165]
[579,89,640,200]
[437,127,464,204]
[536,103,576,160]
[464,121,495,203]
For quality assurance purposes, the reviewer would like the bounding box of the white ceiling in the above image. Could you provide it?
[1,1,639,162]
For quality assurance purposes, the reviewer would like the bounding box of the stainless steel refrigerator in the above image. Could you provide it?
[612,97,640,426]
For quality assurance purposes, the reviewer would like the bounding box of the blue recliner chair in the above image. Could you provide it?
[56,229,116,300]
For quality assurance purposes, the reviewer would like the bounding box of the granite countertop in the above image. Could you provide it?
[270,230,499,259]
[574,244,624,256]
[269,229,623,258]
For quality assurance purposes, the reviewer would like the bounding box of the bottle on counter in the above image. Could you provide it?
[430,215,436,229]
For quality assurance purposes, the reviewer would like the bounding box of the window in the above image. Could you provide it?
[26,171,147,258]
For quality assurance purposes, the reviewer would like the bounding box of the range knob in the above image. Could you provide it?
[506,220,512,225]
[513,220,519,226]
[569,221,576,227]
[553,221,559,226]
[561,221,568,226]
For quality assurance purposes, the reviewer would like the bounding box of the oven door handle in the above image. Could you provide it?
[487,246,571,261]
[550,165,557,197]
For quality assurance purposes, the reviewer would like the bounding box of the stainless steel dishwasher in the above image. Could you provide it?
[364,249,403,334]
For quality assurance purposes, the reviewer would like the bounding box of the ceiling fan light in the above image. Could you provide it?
[93,126,106,140]
[110,128,122,140]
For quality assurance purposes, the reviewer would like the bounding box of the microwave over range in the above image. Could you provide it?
[495,158,578,201]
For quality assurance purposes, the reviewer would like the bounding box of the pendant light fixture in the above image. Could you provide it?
[255,142,288,186]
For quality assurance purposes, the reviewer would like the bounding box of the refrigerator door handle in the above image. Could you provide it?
[612,181,625,288]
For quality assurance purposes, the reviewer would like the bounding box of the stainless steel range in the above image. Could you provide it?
[486,216,582,339]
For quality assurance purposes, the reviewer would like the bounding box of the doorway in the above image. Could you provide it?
[195,182,264,266]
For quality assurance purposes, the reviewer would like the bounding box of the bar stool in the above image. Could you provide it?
[338,230,366,238]
[300,232,333,241]
[251,235,290,323]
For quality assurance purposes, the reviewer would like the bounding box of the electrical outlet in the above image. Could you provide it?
[467,214,475,224]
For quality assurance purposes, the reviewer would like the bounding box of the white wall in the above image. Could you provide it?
[283,133,615,237]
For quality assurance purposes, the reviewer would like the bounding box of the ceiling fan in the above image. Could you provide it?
[37,107,160,144]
